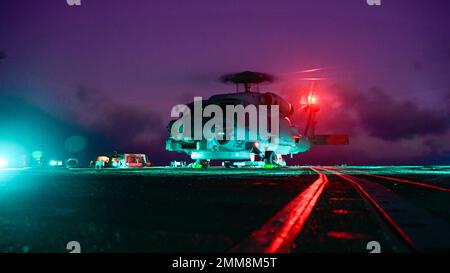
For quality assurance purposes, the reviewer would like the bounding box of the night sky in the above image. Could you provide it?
[1,0,449,165]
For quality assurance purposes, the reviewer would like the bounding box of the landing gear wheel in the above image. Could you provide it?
[223,161,233,168]
[200,159,210,168]
[264,151,277,165]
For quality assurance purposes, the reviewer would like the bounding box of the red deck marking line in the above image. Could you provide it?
[319,167,419,252]
[238,168,328,253]
[331,167,450,193]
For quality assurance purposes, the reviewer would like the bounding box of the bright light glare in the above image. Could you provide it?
[50,160,63,167]
[32,150,43,160]
[308,95,318,104]
[0,157,8,168]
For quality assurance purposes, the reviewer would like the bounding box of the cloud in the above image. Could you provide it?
[0,93,106,162]
[72,86,166,155]
[286,83,450,165]
[331,85,449,141]
[445,89,450,104]
[94,104,164,151]
[0,86,170,164]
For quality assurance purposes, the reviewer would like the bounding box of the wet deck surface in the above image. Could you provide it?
[0,166,449,253]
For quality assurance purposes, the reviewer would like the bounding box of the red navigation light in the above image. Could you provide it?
[301,88,319,111]
[308,94,318,105]
[254,141,260,148]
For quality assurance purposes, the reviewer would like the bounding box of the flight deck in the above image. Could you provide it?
[0,166,449,253]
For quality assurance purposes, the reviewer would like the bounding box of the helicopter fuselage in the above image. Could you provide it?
[166,91,312,163]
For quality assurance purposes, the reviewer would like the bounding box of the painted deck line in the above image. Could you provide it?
[331,167,450,193]
[231,168,328,253]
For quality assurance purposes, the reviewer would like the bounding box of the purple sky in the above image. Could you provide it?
[1,0,449,164]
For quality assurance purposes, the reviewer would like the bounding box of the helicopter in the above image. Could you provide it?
[165,71,348,168]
